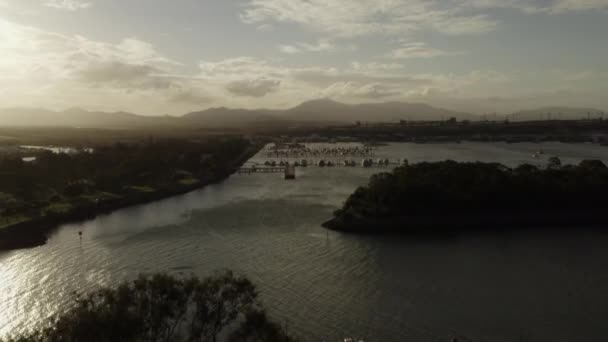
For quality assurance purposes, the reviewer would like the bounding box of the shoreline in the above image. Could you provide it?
[322,211,608,235]
[0,144,263,252]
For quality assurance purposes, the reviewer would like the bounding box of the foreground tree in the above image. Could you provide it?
[227,310,293,342]
[4,271,294,342]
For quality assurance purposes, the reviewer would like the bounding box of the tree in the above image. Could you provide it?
[63,180,91,197]
[579,159,606,170]
[227,310,295,342]
[189,270,258,342]
[2,271,288,342]
[547,156,562,170]
[330,159,608,231]
[514,163,539,175]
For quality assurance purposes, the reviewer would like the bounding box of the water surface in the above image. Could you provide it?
[2,142,608,342]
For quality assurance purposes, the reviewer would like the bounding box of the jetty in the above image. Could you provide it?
[237,165,297,180]
[265,145,375,159]
[237,166,286,174]
[237,158,407,176]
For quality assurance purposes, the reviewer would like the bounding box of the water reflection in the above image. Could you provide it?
[2,142,608,341]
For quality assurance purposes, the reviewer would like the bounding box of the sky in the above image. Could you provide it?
[0,0,607,115]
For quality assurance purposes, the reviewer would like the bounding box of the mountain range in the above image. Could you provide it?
[0,99,605,129]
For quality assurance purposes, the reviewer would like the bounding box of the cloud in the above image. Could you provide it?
[460,0,608,13]
[0,19,199,113]
[195,56,430,104]
[0,19,178,89]
[551,0,608,12]
[225,78,281,97]
[44,0,91,11]
[75,61,172,89]
[351,62,405,72]
[279,45,300,54]
[291,68,429,87]
[198,57,286,79]
[0,17,605,114]
[241,0,498,37]
[169,89,213,105]
[0,0,90,11]
[77,62,158,83]
[280,39,333,54]
[242,0,607,40]
[386,42,455,59]
[279,38,355,54]
[324,82,401,99]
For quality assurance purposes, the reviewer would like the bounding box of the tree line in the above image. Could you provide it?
[334,158,608,221]
[0,138,251,226]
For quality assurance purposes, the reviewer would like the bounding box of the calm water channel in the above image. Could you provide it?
[2,142,608,341]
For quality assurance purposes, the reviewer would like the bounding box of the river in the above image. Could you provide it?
[2,142,608,341]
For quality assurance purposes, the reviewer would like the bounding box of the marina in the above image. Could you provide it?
[237,158,404,177]
[265,143,376,158]
[238,142,406,176]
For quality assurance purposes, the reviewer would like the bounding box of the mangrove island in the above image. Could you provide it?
[324,159,608,233]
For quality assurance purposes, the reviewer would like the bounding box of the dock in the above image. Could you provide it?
[237,160,406,175]
[237,167,286,174]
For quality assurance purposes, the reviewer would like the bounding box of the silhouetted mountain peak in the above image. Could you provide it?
[291,98,348,112]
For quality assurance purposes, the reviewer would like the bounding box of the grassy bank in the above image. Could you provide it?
[0,139,263,251]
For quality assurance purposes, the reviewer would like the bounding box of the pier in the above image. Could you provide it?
[237,159,407,176]
[237,167,286,174]
[238,142,407,177]
[265,145,376,159]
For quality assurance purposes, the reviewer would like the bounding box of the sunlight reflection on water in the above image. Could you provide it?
[2,142,608,341]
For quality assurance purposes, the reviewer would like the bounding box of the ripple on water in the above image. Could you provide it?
[4,142,608,341]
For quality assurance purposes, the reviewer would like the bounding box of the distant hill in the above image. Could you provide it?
[287,99,473,123]
[182,107,283,128]
[0,108,176,128]
[1,100,605,129]
[179,99,474,126]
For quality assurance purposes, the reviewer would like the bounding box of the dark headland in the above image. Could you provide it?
[324,159,608,233]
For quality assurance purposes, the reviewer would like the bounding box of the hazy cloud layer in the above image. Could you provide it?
[242,0,608,38]
[44,0,91,11]
[279,38,357,54]
[241,0,499,37]
[323,82,401,99]
[387,42,455,59]
[460,0,608,13]
[226,78,281,97]
[0,1,606,114]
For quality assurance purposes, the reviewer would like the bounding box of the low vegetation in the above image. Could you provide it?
[0,137,259,250]
[1,271,295,342]
[0,138,252,229]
